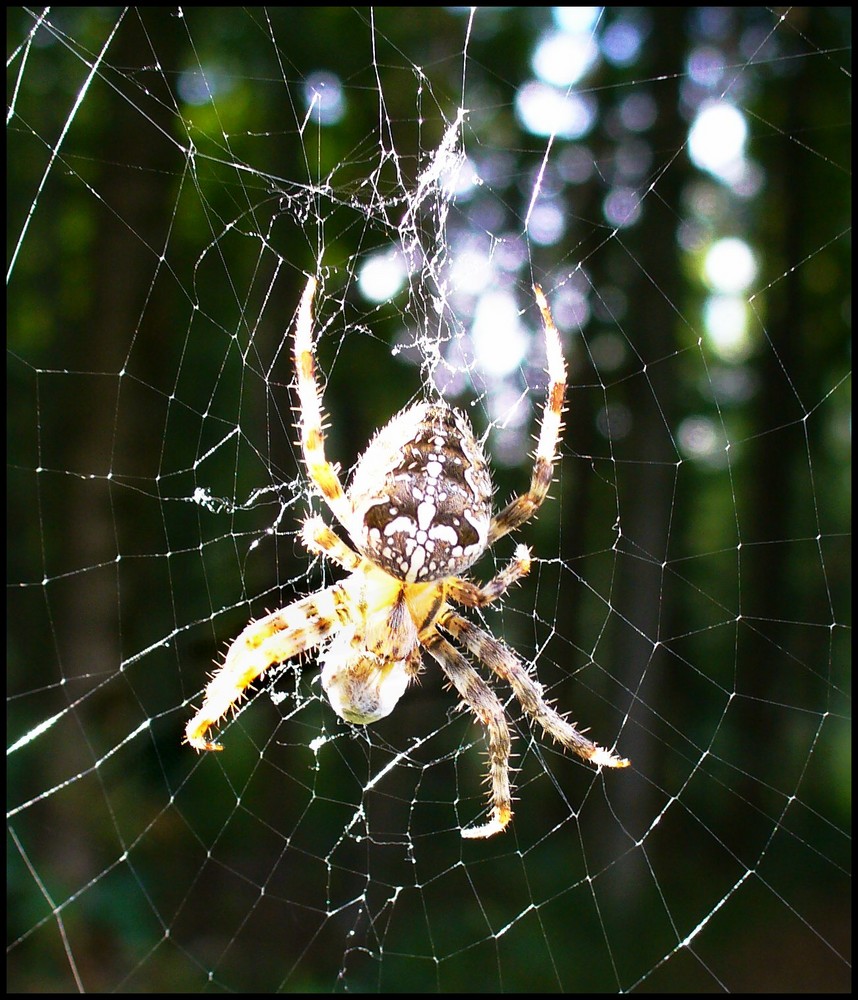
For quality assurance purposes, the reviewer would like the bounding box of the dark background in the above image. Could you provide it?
[7,7,850,992]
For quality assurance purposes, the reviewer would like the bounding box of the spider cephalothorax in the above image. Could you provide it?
[186,276,629,838]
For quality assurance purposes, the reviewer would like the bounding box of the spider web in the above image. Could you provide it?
[7,7,851,992]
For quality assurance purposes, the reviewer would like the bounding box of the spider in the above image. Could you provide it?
[186,275,629,838]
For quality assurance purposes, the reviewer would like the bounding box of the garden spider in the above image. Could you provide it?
[186,276,629,838]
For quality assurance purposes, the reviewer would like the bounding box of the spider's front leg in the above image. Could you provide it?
[185,583,350,751]
[424,630,514,839]
[440,610,630,769]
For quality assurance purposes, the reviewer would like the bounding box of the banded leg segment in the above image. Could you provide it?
[294,276,353,531]
[447,543,532,608]
[489,285,567,545]
[301,515,362,572]
[186,583,350,751]
[440,611,630,769]
[424,630,513,839]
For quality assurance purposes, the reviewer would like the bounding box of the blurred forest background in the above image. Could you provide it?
[7,7,850,993]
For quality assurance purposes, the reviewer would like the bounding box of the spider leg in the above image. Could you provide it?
[489,285,567,545]
[185,582,351,751]
[301,515,362,572]
[423,630,513,839]
[439,610,630,769]
[447,543,532,608]
[294,276,354,532]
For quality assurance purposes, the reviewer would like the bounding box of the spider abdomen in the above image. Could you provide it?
[348,402,493,583]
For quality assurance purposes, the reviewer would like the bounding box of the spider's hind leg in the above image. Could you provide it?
[293,276,354,533]
[488,285,567,546]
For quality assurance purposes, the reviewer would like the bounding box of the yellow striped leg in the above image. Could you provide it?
[447,543,531,608]
[489,285,567,544]
[301,515,362,572]
[186,583,349,751]
[424,630,513,839]
[293,277,354,531]
[440,610,630,769]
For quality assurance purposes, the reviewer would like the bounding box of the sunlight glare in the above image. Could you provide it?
[471,291,528,377]
[688,101,748,182]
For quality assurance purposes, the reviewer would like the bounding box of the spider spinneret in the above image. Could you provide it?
[186,275,629,839]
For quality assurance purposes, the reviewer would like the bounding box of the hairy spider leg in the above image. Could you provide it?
[185,584,350,751]
[294,276,355,533]
[446,543,532,608]
[424,630,514,839]
[489,284,567,545]
[439,610,630,769]
[301,515,363,572]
